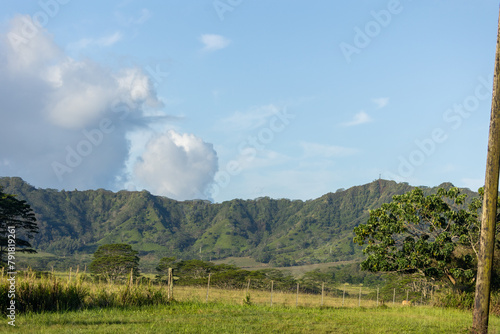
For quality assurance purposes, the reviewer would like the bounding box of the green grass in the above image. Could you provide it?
[3,302,500,333]
[2,270,500,333]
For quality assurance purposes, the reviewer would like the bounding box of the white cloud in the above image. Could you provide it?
[200,34,231,52]
[300,142,358,158]
[67,31,122,52]
[340,111,373,127]
[5,15,63,71]
[133,131,218,200]
[372,97,389,109]
[217,104,281,131]
[42,58,159,129]
[97,31,122,46]
[0,15,197,194]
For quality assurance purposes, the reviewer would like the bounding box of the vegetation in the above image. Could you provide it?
[0,269,171,314]
[89,244,140,282]
[1,176,471,271]
[1,259,499,333]
[354,187,480,291]
[0,187,38,264]
[4,177,499,331]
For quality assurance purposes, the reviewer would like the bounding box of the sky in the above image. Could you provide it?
[0,0,498,202]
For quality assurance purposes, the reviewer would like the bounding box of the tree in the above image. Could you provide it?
[89,244,140,281]
[353,187,480,291]
[0,188,38,265]
[156,256,177,273]
[156,256,177,281]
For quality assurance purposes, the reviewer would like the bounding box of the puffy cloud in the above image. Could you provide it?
[4,15,63,71]
[0,15,217,198]
[200,34,231,52]
[133,131,218,200]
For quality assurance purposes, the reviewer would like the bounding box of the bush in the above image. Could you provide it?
[434,291,474,310]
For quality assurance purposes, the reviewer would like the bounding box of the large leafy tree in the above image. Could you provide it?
[353,187,481,291]
[0,188,38,265]
[89,243,140,281]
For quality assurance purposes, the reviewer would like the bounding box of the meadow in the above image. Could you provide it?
[3,301,500,333]
[2,270,500,333]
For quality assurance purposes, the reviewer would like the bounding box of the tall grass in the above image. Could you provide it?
[1,269,392,314]
[6,269,497,316]
[0,269,172,314]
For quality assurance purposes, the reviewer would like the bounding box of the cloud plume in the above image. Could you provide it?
[133,131,218,200]
[0,15,218,199]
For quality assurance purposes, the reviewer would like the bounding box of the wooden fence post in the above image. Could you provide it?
[270,280,274,307]
[359,286,362,307]
[342,284,345,307]
[296,282,299,307]
[167,268,173,301]
[393,288,396,306]
[206,273,211,302]
[321,282,325,306]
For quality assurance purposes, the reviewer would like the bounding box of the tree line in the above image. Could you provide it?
[88,243,385,294]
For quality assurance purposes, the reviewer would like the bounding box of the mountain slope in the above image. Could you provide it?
[0,177,478,270]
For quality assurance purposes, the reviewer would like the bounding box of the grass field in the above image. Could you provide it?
[3,270,500,333]
[3,302,500,333]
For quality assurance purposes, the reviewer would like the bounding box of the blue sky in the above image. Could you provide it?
[0,0,498,202]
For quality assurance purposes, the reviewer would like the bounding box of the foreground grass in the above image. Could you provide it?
[2,302,500,334]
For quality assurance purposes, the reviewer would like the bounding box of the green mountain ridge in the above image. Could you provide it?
[0,177,478,271]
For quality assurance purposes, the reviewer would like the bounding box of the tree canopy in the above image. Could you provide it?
[353,187,481,291]
[89,243,140,281]
[0,188,38,265]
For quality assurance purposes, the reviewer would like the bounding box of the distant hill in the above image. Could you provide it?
[0,177,478,271]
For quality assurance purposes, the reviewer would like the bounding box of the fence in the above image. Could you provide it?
[1,267,439,312]
[163,269,437,308]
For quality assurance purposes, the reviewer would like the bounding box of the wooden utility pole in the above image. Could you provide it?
[473,6,500,333]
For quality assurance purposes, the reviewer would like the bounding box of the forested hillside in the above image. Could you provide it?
[0,177,477,271]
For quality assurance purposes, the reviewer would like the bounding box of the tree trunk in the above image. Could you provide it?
[472,6,500,333]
